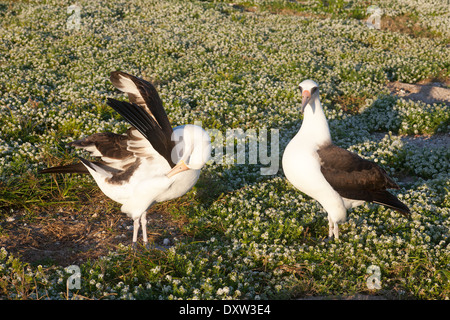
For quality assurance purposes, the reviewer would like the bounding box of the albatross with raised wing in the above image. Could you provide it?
[40,71,211,248]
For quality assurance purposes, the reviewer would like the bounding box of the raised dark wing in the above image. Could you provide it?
[110,71,173,138]
[317,143,410,215]
[109,71,175,167]
[107,98,175,167]
[40,71,177,176]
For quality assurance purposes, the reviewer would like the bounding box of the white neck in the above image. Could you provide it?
[295,95,331,148]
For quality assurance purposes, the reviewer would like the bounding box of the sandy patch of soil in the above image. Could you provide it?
[387,80,450,106]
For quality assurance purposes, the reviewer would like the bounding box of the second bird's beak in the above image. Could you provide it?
[301,90,311,113]
[166,160,189,178]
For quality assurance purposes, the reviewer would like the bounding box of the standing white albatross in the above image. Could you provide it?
[282,79,410,240]
[40,71,211,248]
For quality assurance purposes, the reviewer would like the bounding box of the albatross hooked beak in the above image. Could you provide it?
[301,89,311,113]
[166,160,190,178]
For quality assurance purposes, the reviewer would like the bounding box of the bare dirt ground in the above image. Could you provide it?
[386,79,450,152]
[0,198,186,266]
[387,80,450,106]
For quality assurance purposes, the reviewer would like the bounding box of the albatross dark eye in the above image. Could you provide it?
[299,86,303,93]
[311,87,318,95]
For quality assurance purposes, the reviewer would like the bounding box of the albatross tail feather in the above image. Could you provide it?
[372,190,410,216]
[39,162,89,174]
[39,158,119,176]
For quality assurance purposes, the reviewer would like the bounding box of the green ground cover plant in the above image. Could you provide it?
[0,0,449,299]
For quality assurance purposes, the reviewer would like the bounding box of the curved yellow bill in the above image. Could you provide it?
[166,160,189,178]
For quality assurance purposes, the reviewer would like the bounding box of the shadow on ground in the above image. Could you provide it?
[0,204,185,266]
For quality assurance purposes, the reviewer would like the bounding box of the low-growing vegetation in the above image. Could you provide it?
[0,0,449,299]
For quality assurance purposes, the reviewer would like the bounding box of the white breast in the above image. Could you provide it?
[282,133,347,224]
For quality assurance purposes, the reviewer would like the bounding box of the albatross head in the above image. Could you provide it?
[298,79,319,113]
[167,124,211,178]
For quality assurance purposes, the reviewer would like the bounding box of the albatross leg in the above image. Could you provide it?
[328,218,334,239]
[327,218,340,240]
[141,213,149,249]
[333,223,339,240]
[132,218,140,249]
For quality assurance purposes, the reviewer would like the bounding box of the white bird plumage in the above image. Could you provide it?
[282,80,409,240]
[41,71,211,248]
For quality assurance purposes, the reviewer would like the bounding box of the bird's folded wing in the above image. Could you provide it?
[317,143,399,193]
[318,144,409,215]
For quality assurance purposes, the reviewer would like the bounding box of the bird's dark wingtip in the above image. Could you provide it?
[110,70,124,78]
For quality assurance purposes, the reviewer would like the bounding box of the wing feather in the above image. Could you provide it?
[317,143,409,215]
[110,71,173,138]
[109,71,175,167]
[41,71,177,180]
[68,133,135,169]
[317,143,398,192]
[107,98,175,167]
